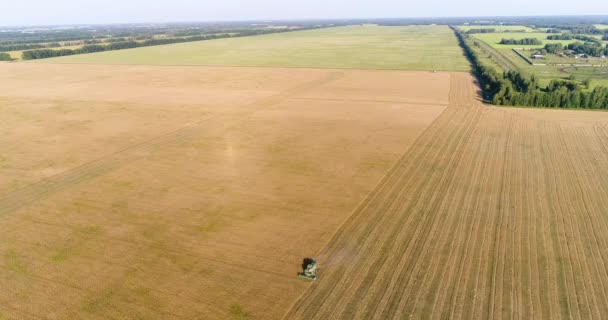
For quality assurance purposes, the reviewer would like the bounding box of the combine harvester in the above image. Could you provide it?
[298,258,318,281]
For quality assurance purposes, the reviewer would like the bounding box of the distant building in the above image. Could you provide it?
[532,54,545,59]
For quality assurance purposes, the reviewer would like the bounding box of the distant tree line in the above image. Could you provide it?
[499,38,543,45]
[543,42,608,56]
[21,27,322,60]
[22,34,238,60]
[105,37,128,43]
[172,30,206,37]
[2,21,333,53]
[566,41,608,57]
[558,26,608,35]
[0,52,11,61]
[466,28,496,34]
[83,39,103,44]
[547,33,602,42]
[452,27,608,109]
[572,34,603,43]
[0,42,61,52]
[547,33,572,40]
[542,33,608,56]
[0,34,109,45]
[603,35,608,41]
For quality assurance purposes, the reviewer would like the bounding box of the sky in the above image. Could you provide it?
[2,0,608,27]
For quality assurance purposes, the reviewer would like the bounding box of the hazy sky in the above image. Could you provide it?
[3,0,608,26]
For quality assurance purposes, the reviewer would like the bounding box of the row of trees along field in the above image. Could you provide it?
[547,34,602,42]
[543,42,608,56]
[466,28,496,34]
[0,42,62,52]
[547,34,574,40]
[0,53,11,61]
[566,42,608,56]
[499,38,543,45]
[466,28,527,34]
[543,25,608,35]
[453,27,608,109]
[22,33,230,60]
[22,27,321,60]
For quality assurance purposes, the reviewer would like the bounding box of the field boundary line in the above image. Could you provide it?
[27,61,471,73]
[292,97,449,107]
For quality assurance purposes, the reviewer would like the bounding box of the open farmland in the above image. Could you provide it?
[3,22,608,320]
[38,25,470,71]
[288,72,608,320]
[0,62,452,319]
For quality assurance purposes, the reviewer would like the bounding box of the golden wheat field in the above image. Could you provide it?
[0,63,449,319]
[287,73,608,320]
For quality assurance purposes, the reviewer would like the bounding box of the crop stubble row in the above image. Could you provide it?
[286,72,608,319]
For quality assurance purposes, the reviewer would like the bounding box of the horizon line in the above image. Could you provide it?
[2,14,608,29]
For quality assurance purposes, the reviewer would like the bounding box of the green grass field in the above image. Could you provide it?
[37,25,469,71]
[458,25,536,32]
[472,32,580,49]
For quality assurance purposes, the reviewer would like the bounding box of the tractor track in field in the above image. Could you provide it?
[0,71,344,217]
[285,72,608,319]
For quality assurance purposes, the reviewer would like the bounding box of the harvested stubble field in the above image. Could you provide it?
[0,63,449,319]
[287,72,608,319]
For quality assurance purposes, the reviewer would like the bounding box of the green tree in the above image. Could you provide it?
[582,79,592,89]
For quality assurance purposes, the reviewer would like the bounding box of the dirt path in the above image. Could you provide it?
[284,72,608,319]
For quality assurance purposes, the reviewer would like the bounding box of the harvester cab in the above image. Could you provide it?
[298,258,318,281]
